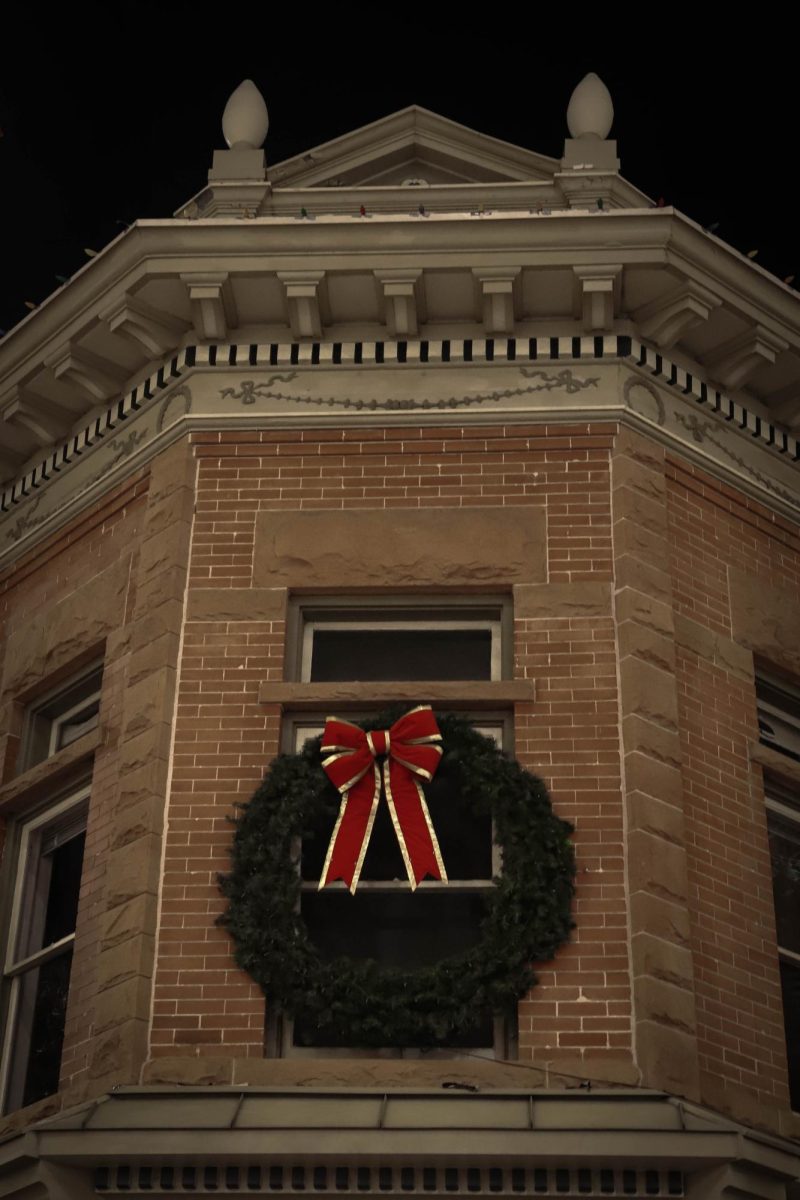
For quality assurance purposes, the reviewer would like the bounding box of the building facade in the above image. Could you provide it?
[0,76,799,1198]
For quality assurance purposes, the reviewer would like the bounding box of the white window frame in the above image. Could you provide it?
[0,785,89,1113]
[48,687,102,756]
[21,661,103,771]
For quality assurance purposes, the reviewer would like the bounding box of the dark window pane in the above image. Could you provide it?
[769,812,800,956]
[781,958,800,1111]
[301,771,492,882]
[310,629,492,682]
[300,889,488,968]
[20,949,72,1108]
[43,830,85,946]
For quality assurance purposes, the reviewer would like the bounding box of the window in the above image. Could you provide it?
[0,787,88,1112]
[757,672,800,763]
[275,599,512,1057]
[765,777,800,1110]
[21,663,103,771]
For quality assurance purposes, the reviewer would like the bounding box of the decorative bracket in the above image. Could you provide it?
[472,269,521,335]
[1,385,74,447]
[634,281,722,349]
[573,265,622,331]
[704,325,789,391]
[102,294,189,358]
[374,270,425,339]
[277,271,328,340]
[768,382,800,433]
[47,345,129,403]
[180,272,238,341]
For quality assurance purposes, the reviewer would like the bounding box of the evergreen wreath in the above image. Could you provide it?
[219,706,575,1047]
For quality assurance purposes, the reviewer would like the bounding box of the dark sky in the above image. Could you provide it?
[0,11,795,337]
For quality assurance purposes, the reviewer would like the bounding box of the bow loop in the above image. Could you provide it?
[318,706,447,893]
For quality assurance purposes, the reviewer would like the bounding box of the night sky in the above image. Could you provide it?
[0,11,795,338]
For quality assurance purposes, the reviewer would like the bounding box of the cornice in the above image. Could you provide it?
[1,333,798,571]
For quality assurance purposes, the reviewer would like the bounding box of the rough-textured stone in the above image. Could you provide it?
[230,1056,553,1090]
[138,521,192,582]
[615,587,674,636]
[96,934,155,993]
[612,517,670,569]
[729,567,800,675]
[87,1019,148,1083]
[118,724,173,773]
[619,656,679,730]
[253,507,547,589]
[1,557,131,699]
[116,760,171,809]
[258,679,535,709]
[127,631,181,689]
[613,487,668,537]
[0,728,101,812]
[105,834,163,907]
[133,567,188,615]
[109,794,165,849]
[101,894,158,952]
[627,829,689,904]
[614,555,672,603]
[613,426,666,469]
[625,752,683,807]
[93,974,153,1033]
[120,670,176,741]
[147,436,196,501]
[750,740,800,787]
[143,486,195,537]
[634,974,697,1035]
[186,586,287,622]
[630,891,692,947]
[626,789,686,844]
[618,620,676,674]
[631,932,695,991]
[128,599,185,648]
[622,716,682,770]
[611,453,667,500]
[674,613,754,680]
[636,1021,700,1100]
[142,1056,235,1086]
[513,582,611,619]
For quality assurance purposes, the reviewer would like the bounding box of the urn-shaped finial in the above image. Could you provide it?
[566,72,614,140]
[222,79,269,150]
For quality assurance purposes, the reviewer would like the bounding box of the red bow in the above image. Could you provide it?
[319,705,446,893]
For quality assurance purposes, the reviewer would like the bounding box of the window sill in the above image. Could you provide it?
[0,727,101,813]
[258,680,535,710]
[750,739,800,788]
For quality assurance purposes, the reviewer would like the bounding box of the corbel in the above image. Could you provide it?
[374,269,425,339]
[48,345,129,403]
[102,294,189,358]
[277,271,329,340]
[704,325,789,392]
[472,268,521,336]
[634,281,722,349]
[572,264,622,331]
[1,384,75,447]
[180,272,238,341]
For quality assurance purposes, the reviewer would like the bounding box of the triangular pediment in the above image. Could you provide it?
[267,106,558,189]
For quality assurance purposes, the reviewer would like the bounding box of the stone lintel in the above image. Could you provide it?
[258,680,535,709]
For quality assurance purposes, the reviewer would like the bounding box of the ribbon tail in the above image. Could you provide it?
[384,760,447,889]
[319,764,381,893]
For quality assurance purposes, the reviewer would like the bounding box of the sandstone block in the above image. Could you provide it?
[627,828,689,905]
[110,794,165,850]
[138,520,192,582]
[634,973,697,1035]
[674,613,754,680]
[632,931,695,990]
[629,890,691,946]
[105,834,163,907]
[619,656,678,730]
[611,453,667,500]
[622,716,682,770]
[101,893,158,951]
[613,426,666,469]
[635,1020,700,1099]
[614,555,672,603]
[116,760,170,810]
[133,568,188,617]
[187,586,287,623]
[87,1018,148,1083]
[513,582,611,619]
[118,723,173,773]
[96,934,155,994]
[613,517,670,569]
[618,619,676,674]
[93,973,153,1032]
[729,567,800,675]
[143,1055,235,1086]
[625,751,683,807]
[120,670,176,741]
[254,506,547,589]
[615,588,675,635]
[626,789,686,844]
[147,436,196,500]
[613,487,668,537]
[128,599,185,651]
[143,485,195,536]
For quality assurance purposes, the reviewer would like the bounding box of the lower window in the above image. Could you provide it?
[1,787,88,1112]
[269,718,510,1058]
[765,776,800,1111]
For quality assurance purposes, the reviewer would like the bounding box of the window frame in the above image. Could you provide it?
[0,783,90,1114]
[764,771,800,1113]
[756,670,800,763]
[273,594,516,1060]
[19,661,103,772]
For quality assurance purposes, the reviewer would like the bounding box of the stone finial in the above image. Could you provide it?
[566,72,614,140]
[222,80,269,150]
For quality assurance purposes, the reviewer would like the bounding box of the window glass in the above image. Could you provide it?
[310,628,492,682]
[768,809,800,957]
[757,674,800,762]
[22,665,103,770]
[2,795,87,1113]
[780,957,800,1112]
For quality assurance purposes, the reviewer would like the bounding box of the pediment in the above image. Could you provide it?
[267,106,558,189]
